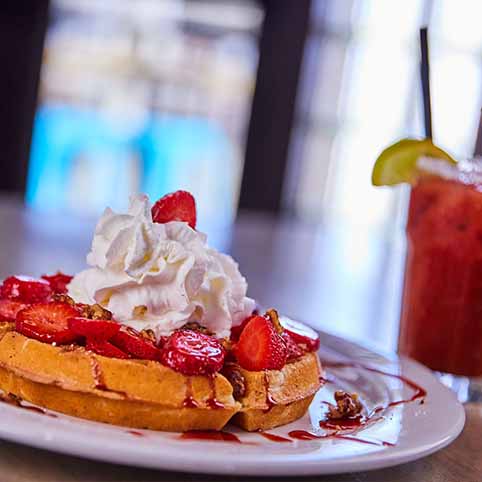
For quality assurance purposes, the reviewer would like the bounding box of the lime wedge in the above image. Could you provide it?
[372,138,456,186]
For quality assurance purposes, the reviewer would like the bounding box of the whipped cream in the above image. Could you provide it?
[68,195,255,339]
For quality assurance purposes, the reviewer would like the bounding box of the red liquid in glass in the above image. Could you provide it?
[399,176,482,376]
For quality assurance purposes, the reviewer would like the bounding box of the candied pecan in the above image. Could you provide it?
[139,329,156,344]
[220,338,233,352]
[51,294,75,306]
[327,390,363,420]
[222,366,246,400]
[60,344,81,353]
[180,321,213,336]
[74,302,112,320]
[265,308,283,334]
[88,304,112,320]
[75,303,91,318]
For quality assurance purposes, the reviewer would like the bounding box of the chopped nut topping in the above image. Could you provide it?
[133,305,148,318]
[222,366,246,400]
[220,338,233,352]
[180,321,213,336]
[265,308,283,334]
[75,303,112,320]
[51,294,76,306]
[140,329,156,344]
[89,304,113,320]
[60,344,80,353]
[51,295,112,320]
[327,391,363,420]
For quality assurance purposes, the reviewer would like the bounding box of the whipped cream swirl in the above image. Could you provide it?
[68,195,255,339]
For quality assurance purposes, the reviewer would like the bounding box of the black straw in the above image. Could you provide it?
[474,109,482,156]
[420,27,432,139]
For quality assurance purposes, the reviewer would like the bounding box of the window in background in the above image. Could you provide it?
[281,0,482,348]
[26,0,263,228]
[287,0,482,229]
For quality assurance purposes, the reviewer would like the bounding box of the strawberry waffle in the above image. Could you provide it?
[0,191,323,431]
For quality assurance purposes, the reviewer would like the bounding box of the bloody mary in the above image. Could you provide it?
[399,159,482,376]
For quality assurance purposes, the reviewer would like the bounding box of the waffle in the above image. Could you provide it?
[0,329,323,432]
[226,352,323,431]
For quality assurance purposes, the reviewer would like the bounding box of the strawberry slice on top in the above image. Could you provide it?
[151,190,196,229]
[41,272,73,294]
[110,327,161,361]
[68,317,121,341]
[16,302,78,344]
[279,317,320,352]
[86,340,129,359]
[0,299,28,322]
[160,329,225,375]
[281,331,305,361]
[0,276,52,303]
[233,315,287,371]
[230,314,257,342]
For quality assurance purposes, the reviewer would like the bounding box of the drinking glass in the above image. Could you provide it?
[398,157,482,402]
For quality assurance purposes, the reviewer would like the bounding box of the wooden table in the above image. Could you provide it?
[0,199,480,481]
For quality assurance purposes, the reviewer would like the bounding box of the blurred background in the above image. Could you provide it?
[3,0,481,227]
[1,0,481,348]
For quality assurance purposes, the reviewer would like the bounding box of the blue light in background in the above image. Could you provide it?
[26,104,238,229]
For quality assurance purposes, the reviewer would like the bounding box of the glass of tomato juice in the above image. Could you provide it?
[398,157,482,399]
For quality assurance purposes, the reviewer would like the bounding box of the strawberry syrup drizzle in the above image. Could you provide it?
[287,359,428,447]
[183,377,200,408]
[321,360,427,407]
[89,354,107,390]
[288,430,394,447]
[259,432,292,443]
[0,392,57,418]
[319,415,368,431]
[183,375,225,409]
[88,353,130,398]
[206,375,225,410]
[181,431,241,443]
[126,430,144,437]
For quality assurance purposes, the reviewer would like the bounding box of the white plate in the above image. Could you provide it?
[0,330,465,476]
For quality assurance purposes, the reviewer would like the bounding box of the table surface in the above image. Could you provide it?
[0,198,480,482]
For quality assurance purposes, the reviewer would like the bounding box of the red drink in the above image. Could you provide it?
[399,172,482,376]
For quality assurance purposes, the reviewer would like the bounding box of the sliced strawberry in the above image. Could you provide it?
[279,317,320,352]
[68,317,120,341]
[230,315,257,342]
[41,272,73,294]
[151,190,196,229]
[0,276,52,303]
[160,329,225,375]
[86,340,129,359]
[233,315,287,371]
[0,299,28,322]
[281,331,304,361]
[16,302,78,344]
[111,327,161,361]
